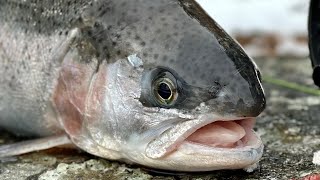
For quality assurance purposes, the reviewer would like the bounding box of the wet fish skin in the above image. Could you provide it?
[0,0,266,171]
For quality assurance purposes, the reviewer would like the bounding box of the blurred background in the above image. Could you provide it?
[196,0,309,59]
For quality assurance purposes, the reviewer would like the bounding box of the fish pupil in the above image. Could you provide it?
[158,83,172,100]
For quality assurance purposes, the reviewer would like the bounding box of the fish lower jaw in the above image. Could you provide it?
[134,118,263,171]
[166,138,263,171]
[164,118,264,171]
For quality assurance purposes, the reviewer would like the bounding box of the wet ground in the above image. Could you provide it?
[0,58,319,180]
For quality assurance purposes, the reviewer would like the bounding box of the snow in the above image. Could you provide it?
[196,0,309,35]
[196,0,310,58]
[313,150,320,165]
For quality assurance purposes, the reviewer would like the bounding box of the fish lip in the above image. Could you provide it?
[145,116,262,159]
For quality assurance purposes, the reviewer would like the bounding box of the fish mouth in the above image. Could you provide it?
[145,116,262,159]
[185,118,258,149]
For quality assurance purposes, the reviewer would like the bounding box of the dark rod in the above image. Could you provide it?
[308,0,320,87]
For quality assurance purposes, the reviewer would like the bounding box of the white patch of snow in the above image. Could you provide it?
[313,150,320,165]
[196,0,310,58]
[196,0,309,35]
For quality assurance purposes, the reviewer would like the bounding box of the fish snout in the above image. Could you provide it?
[228,70,266,117]
[238,68,266,117]
[235,92,266,117]
[208,68,266,117]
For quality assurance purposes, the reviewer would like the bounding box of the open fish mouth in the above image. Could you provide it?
[185,118,258,149]
[145,116,263,159]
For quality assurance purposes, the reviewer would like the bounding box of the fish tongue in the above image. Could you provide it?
[186,121,246,148]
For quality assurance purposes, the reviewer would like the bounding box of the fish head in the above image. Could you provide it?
[70,0,266,171]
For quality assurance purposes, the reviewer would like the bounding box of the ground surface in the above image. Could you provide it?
[0,58,320,180]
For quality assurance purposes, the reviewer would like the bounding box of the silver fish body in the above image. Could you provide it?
[0,0,266,171]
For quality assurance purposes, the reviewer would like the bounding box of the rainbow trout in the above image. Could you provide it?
[0,0,266,171]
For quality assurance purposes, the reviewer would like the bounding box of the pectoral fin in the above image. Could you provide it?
[0,134,72,158]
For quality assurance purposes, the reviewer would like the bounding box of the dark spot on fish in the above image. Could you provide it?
[94,22,100,28]
[59,31,63,36]
[200,73,205,79]
[143,52,148,58]
[116,50,121,56]
[115,34,121,39]
[201,55,207,60]
[98,38,104,44]
[98,8,108,17]
[202,62,210,69]
[143,26,148,32]
[121,12,127,17]
[162,55,168,61]
[193,66,199,74]
[135,35,140,40]
[131,26,137,31]
[86,30,92,36]
[106,53,111,59]
[180,20,188,26]
[140,41,146,47]
[112,41,117,46]
[154,54,159,60]
[65,31,69,36]
[120,2,127,6]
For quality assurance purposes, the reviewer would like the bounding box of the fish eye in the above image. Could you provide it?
[152,73,178,107]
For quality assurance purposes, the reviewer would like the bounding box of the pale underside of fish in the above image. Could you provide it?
[0,0,266,172]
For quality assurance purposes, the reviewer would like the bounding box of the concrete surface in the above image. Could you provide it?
[0,58,319,180]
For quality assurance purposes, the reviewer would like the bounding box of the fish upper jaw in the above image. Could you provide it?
[140,115,263,171]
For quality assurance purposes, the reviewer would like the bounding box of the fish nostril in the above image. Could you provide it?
[207,81,222,98]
